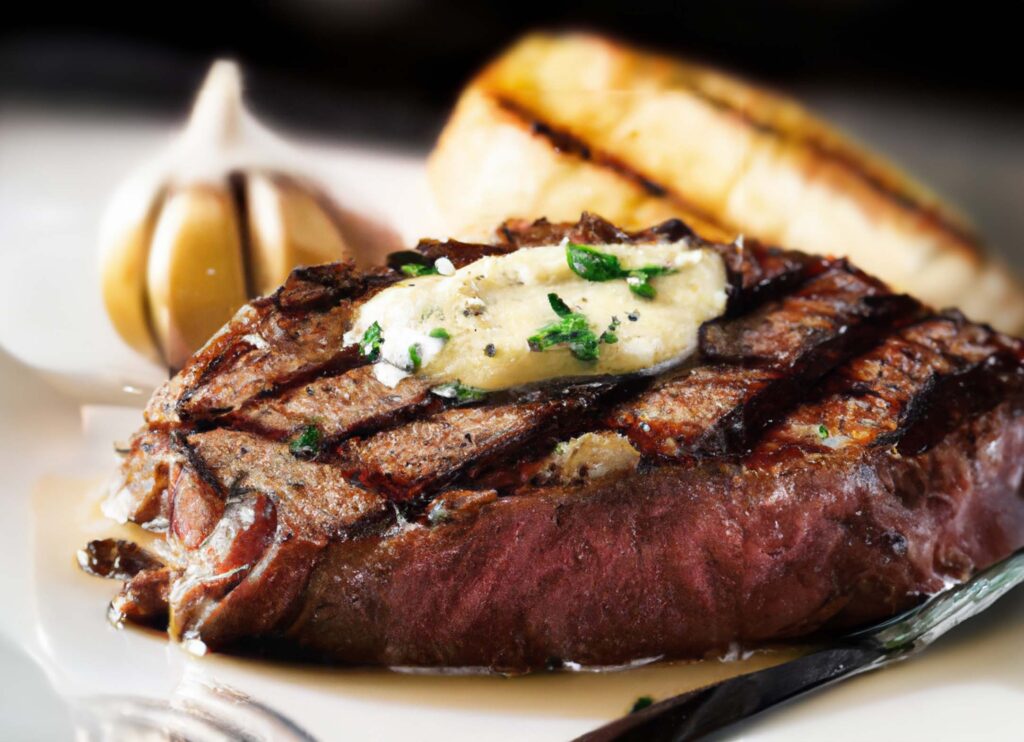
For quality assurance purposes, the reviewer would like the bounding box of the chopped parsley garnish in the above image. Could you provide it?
[429,327,451,340]
[400,263,438,277]
[431,381,488,405]
[548,292,573,317]
[565,242,674,299]
[408,343,423,372]
[818,424,830,440]
[289,425,322,459]
[630,696,654,714]
[528,293,605,362]
[527,293,620,362]
[566,242,625,282]
[358,321,384,361]
[625,267,671,299]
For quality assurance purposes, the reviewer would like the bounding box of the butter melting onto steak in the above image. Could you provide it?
[86,214,1024,672]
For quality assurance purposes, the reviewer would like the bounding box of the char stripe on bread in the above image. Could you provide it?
[91,215,1024,671]
[492,91,980,254]
[429,33,1024,334]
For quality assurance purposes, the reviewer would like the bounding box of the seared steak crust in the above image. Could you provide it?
[92,215,1024,672]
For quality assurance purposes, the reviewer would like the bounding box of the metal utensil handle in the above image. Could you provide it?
[575,645,886,742]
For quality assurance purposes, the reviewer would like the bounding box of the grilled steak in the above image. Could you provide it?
[84,214,1024,672]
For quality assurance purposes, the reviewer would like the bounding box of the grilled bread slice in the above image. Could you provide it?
[429,32,1024,333]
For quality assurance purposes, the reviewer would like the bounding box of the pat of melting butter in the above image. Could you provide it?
[343,241,727,391]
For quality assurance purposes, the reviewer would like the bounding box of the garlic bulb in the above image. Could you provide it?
[99,60,356,369]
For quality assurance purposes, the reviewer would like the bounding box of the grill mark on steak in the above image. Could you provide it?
[148,263,369,425]
[698,263,906,367]
[186,429,387,536]
[612,265,919,458]
[752,315,1024,464]
[336,396,601,500]
[175,304,363,422]
[229,366,434,443]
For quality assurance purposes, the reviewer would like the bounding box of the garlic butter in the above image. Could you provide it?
[345,241,728,391]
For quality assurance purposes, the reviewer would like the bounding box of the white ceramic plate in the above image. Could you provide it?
[1,106,1022,741]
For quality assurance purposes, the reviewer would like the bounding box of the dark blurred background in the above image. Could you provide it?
[3,0,1022,147]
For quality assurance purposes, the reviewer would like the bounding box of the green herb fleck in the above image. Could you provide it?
[289,425,322,459]
[601,316,621,344]
[630,696,654,714]
[432,381,488,405]
[548,292,573,317]
[429,327,451,340]
[408,343,423,372]
[818,424,830,440]
[528,293,620,362]
[566,242,627,282]
[566,242,674,299]
[400,263,438,277]
[359,321,384,361]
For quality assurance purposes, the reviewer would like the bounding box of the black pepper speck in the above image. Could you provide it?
[484,343,497,357]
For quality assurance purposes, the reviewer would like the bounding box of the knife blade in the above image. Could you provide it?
[576,548,1024,742]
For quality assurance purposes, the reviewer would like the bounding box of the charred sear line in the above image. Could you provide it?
[494,96,725,228]
[750,315,1024,463]
[227,366,437,448]
[336,390,613,501]
[171,429,227,498]
[713,240,826,316]
[491,84,979,254]
[467,378,653,493]
[879,353,1024,456]
[614,264,920,459]
[176,333,260,418]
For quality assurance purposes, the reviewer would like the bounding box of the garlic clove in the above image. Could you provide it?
[99,59,370,369]
[146,186,248,369]
[99,187,164,363]
[245,173,350,297]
